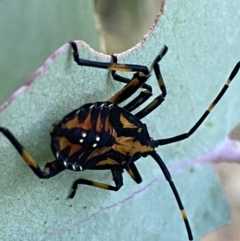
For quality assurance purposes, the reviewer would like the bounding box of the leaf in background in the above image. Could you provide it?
[0,1,240,241]
[0,0,99,104]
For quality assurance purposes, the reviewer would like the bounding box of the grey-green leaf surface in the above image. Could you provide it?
[0,1,240,241]
[0,0,98,104]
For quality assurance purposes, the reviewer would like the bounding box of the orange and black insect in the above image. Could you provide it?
[1,41,240,241]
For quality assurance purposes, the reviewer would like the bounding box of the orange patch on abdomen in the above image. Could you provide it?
[58,136,82,156]
[64,111,92,131]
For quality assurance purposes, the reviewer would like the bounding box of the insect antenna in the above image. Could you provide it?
[150,151,193,241]
[154,61,240,146]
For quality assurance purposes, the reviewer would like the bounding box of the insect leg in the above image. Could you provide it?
[125,163,142,184]
[70,41,149,73]
[150,151,193,241]
[135,45,168,119]
[0,127,65,178]
[68,168,123,199]
[110,55,152,91]
[111,55,153,111]
[70,41,151,105]
[155,61,240,146]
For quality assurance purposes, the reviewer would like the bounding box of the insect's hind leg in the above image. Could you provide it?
[68,168,123,199]
[135,45,168,119]
[0,127,65,178]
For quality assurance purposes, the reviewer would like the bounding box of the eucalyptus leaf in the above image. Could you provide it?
[0,0,98,104]
[1,1,240,241]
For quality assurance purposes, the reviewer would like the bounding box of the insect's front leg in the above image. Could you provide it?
[69,41,151,106]
[135,45,168,119]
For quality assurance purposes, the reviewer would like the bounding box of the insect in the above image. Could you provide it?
[1,41,240,241]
